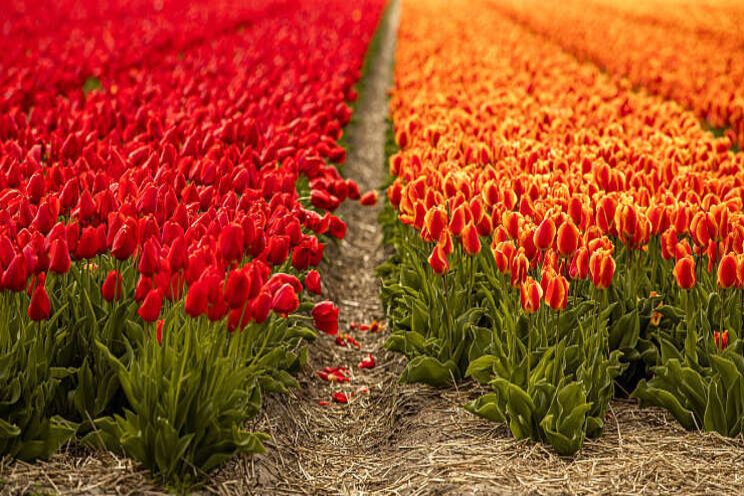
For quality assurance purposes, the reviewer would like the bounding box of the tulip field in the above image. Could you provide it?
[3,0,744,492]
[381,0,744,457]
[0,0,384,486]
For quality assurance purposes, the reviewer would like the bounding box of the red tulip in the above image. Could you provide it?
[111,224,138,260]
[224,268,251,309]
[714,330,729,351]
[28,284,51,321]
[185,280,209,318]
[138,288,163,322]
[312,300,339,335]
[329,216,347,239]
[332,392,348,404]
[138,238,160,277]
[252,292,272,323]
[102,270,123,302]
[305,269,322,295]
[218,223,244,263]
[48,239,71,275]
[271,283,299,316]
[2,253,27,292]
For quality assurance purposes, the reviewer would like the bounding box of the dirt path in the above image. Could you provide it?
[239,0,744,494]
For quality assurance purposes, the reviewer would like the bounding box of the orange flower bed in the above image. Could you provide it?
[493,0,744,146]
[381,0,744,455]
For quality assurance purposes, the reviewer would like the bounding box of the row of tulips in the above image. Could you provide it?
[492,0,744,148]
[0,0,384,485]
[380,0,744,455]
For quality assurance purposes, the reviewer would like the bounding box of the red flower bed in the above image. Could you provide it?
[0,0,384,482]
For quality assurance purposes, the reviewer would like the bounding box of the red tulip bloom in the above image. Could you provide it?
[2,253,27,292]
[252,292,272,323]
[138,238,160,277]
[332,392,348,404]
[135,275,153,303]
[312,300,339,335]
[305,269,322,295]
[48,239,71,275]
[328,216,347,239]
[185,280,209,318]
[224,268,251,309]
[28,284,51,321]
[271,283,299,316]
[138,288,163,322]
[102,270,123,302]
[218,223,245,263]
[111,224,138,260]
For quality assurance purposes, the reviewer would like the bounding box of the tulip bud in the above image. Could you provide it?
[714,330,729,351]
[428,244,449,275]
[545,274,569,311]
[510,249,529,287]
[673,256,696,290]
[271,283,299,316]
[102,270,123,302]
[717,253,737,289]
[28,283,51,321]
[461,223,481,256]
[138,288,163,322]
[305,269,322,295]
[533,217,556,251]
[556,221,580,258]
[589,249,615,290]
[520,277,542,314]
[48,239,71,275]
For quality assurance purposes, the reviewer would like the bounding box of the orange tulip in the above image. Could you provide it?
[520,276,542,314]
[556,221,580,257]
[589,249,615,290]
[673,256,696,290]
[545,274,569,311]
[717,253,737,289]
[461,222,481,256]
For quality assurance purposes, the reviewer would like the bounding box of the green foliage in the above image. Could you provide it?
[0,299,76,460]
